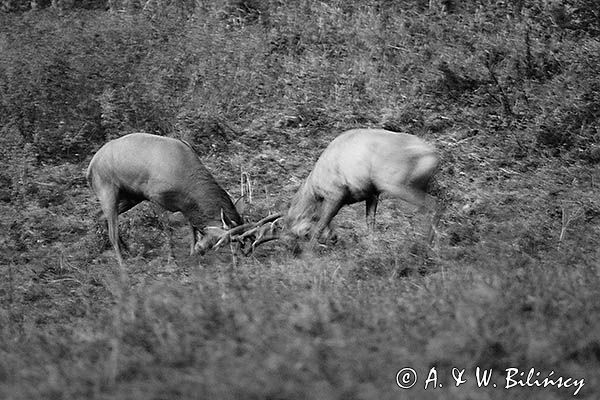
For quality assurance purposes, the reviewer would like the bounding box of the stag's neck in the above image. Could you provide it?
[184,171,242,228]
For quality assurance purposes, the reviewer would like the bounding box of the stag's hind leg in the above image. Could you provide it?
[95,189,124,265]
[115,198,141,252]
[189,222,198,256]
[365,194,379,230]
[96,188,142,265]
[379,182,438,244]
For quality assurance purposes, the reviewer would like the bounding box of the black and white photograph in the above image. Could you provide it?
[0,0,598,398]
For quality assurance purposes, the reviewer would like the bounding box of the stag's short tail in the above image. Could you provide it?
[409,152,438,192]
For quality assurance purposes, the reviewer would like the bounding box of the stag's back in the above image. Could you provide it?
[88,133,200,194]
[87,133,242,225]
[307,129,437,201]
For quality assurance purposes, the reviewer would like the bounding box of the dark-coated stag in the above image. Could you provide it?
[87,132,255,264]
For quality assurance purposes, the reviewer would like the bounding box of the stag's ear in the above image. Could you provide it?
[233,195,246,217]
[220,208,235,229]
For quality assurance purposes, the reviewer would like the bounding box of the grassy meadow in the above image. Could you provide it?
[1,1,599,399]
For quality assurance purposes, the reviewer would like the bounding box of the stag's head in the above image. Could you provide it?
[190,210,238,255]
[284,182,337,244]
[285,216,337,244]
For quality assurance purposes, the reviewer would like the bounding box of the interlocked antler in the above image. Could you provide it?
[249,223,282,251]
[212,212,284,251]
[238,214,282,240]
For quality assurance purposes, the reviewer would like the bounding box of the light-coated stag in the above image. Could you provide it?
[274,128,440,248]
[87,132,258,264]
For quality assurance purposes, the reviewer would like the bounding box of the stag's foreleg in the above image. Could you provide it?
[309,199,343,248]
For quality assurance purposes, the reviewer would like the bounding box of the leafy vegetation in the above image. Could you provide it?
[1,1,599,399]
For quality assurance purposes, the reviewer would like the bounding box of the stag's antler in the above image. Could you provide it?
[247,216,283,251]
[238,214,283,240]
[212,212,284,251]
[251,230,281,251]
